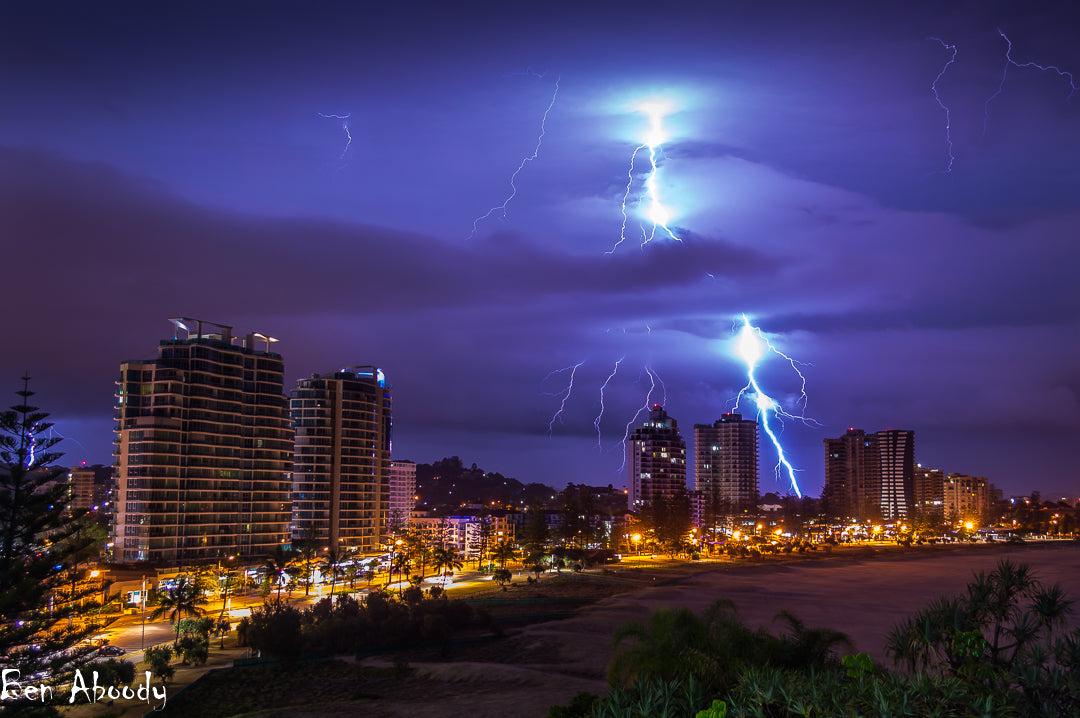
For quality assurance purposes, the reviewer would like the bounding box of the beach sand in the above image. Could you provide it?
[523,542,1080,676]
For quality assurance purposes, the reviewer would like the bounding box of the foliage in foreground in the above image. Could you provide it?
[550,559,1080,718]
[886,558,1079,717]
[606,598,852,697]
[0,383,110,716]
[244,590,484,658]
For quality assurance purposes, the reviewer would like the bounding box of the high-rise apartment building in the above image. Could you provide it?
[693,413,759,516]
[628,405,687,510]
[877,429,914,520]
[823,427,914,521]
[388,460,417,531]
[68,466,95,512]
[290,367,391,554]
[823,428,881,522]
[112,318,293,564]
[912,465,945,521]
[943,473,990,524]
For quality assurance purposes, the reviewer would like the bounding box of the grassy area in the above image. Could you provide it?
[161,660,395,718]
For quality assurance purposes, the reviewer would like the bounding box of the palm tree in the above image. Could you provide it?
[263,545,292,601]
[317,547,344,598]
[149,576,207,647]
[390,552,410,595]
[430,546,463,583]
[526,551,547,580]
[608,605,718,687]
[492,542,517,570]
[215,558,236,624]
[772,609,853,668]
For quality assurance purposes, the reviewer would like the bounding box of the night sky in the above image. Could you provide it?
[3,1,1078,499]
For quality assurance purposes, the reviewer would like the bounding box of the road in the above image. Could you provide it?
[95,566,512,660]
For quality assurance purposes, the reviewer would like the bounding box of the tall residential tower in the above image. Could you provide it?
[388,460,417,531]
[693,413,758,516]
[112,318,293,564]
[290,367,391,554]
[628,405,687,510]
[823,427,914,521]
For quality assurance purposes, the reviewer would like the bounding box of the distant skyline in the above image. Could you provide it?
[2,1,1078,499]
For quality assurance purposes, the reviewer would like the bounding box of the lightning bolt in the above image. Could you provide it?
[318,112,352,159]
[617,365,661,472]
[928,37,957,173]
[731,315,815,498]
[984,29,1079,138]
[26,429,38,469]
[608,100,681,254]
[593,356,625,451]
[47,426,88,458]
[470,73,560,237]
[543,359,585,436]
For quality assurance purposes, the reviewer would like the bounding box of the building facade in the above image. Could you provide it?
[912,465,945,522]
[823,427,914,522]
[628,405,687,510]
[693,413,759,518]
[943,473,990,525]
[290,367,391,555]
[388,459,417,531]
[410,514,514,561]
[112,318,293,564]
[877,429,915,520]
[823,428,881,522]
[68,466,95,512]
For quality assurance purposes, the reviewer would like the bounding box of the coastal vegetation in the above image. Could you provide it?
[241,590,487,659]
[548,558,1080,717]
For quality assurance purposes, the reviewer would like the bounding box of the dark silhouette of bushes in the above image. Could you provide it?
[247,591,481,659]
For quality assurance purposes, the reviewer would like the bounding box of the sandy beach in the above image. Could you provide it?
[524,541,1080,675]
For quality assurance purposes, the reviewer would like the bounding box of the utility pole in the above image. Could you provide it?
[140,575,147,649]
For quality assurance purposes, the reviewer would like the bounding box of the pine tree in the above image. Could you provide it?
[0,378,105,712]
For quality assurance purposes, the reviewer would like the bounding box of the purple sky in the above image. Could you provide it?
[2,1,1078,499]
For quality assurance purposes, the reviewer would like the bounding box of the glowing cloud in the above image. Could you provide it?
[609,98,681,253]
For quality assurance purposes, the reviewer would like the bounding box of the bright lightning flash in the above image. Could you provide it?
[26,429,38,469]
[609,99,681,253]
[318,112,352,159]
[732,315,812,498]
[470,74,560,237]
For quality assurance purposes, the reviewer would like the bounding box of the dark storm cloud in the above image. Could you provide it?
[0,146,776,305]
[0,147,776,412]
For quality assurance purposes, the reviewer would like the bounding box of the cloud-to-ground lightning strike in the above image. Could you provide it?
[731,315,813,498]
[543,360,585,436]
[318,112,353,159]
[608,100,681,254]
[593,356,625,451]
[617,365,661,472]
[984,29,1079,138]
[928,37,957,173]
[470,74,560,237]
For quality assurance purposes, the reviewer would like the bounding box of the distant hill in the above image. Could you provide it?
[414,456,556,512]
